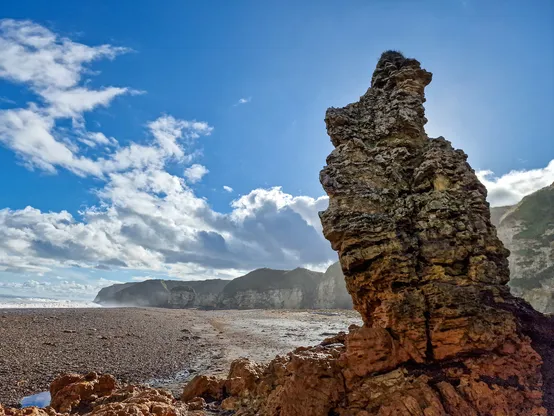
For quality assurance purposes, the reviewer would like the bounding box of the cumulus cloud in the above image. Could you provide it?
[0,20,338,300]
[0,183,334,281]
[223,185,233,193]
[477,159,554,207]
[148,116,213,160]
[0,19,128,175]
[0,20,214,178]
[184,164,209,183]
[0,19,129,90]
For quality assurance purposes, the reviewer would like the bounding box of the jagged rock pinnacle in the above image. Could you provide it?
[319,51,551,414]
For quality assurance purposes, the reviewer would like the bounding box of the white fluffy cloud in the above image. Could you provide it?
[0,19,129,175]
[184,164,209,183]
[223,185,233,193]
[0,184,334,281]
[0,21,336,295]
[0,19,214,178]
[148,116,212,160]
[477,159,554,207]
[0,19,128,90]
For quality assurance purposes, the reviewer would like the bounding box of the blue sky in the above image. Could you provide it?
[0,0,552,299]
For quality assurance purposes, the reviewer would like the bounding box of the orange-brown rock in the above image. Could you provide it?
[184,397,205,412]
[225,358,265,397]
[85,385,188,416]
[1,373,199,416]
[0,406,61,416]
[180,51,554,415]
[180,375,225,403]
[49,372,117,413]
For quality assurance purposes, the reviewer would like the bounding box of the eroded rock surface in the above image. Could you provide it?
[180,52,554,415]
[0,373,197,416]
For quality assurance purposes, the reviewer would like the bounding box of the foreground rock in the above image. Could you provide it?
[0,373,199,416]
[180,52,554,415]
[491,182,554,313]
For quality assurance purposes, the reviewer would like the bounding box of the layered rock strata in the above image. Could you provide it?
[178,52,554,415]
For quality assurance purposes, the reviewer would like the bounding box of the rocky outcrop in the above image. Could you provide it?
[93,282,135,304]
[491,183,554,313]
[95,264,352,310]
[112,280,173,307]
[181,52,554,415]
[0,372,196,416]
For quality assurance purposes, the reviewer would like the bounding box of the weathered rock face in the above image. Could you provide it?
[318,50,552,414]
[320,49,519,361]
[180,52,554,415]
[491,183,554,313]
[218,268,320,309]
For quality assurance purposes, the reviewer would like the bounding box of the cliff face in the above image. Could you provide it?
[314,261,353,309]
[219,268,320,309]
[95,264,351,310]
[491,183,554,313]
[95,279,228,308]
[182,52,554,415]
[93,282,135,304]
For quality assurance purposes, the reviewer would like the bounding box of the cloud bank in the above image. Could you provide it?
[0,20,336,298]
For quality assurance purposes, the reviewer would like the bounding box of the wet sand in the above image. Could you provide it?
[0,307,361,407]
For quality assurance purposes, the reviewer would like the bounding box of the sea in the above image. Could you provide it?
[0,294,100,308]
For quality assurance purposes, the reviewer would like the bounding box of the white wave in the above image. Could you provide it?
[0,296,100,309]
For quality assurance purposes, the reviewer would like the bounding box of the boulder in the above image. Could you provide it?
[50,372,117,413]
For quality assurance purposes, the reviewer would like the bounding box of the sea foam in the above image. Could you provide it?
[0,296,100,308]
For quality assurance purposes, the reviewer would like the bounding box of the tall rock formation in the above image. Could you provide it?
[180,52,554,415]
[320,50,517,361]
[318,50,553,414]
